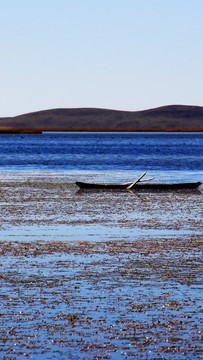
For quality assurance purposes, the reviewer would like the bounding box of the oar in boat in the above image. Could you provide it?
[122,177,154,186]
[139,177,154,182]
[126,171,147,190]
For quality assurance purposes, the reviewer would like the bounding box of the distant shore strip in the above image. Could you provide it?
[0,127,203,134]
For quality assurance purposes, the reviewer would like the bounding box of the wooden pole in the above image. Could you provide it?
[122,177,154,186]
[126,171,147,190]
[138,177,154,182]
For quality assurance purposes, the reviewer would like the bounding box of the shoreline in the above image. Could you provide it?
[0,127,203,133]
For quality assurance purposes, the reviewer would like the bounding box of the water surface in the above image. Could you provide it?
[0,132,202,359]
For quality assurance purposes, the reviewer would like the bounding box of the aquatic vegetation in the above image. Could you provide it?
[0,178,202,359]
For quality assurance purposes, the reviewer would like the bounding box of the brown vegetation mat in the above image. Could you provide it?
[0,179,202,359]
[0,237,202,359]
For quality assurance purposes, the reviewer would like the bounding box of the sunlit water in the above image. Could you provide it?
[0,132,202,170]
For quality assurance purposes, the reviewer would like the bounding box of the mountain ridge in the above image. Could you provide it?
[0,105,203,131]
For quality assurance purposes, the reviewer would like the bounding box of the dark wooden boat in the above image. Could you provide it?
[76,181,202,191]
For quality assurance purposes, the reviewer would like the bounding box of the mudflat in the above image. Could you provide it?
[0,176,202,359]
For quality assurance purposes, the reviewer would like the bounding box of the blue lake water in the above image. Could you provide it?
[0,132,203,360]
[0,132,202,182]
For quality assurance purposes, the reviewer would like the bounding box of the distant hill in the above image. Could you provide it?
[0,105,203,132]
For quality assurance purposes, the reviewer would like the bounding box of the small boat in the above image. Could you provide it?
[76,172,201,191]
[75,181,202,191]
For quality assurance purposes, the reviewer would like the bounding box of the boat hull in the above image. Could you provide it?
[76,181,202,191]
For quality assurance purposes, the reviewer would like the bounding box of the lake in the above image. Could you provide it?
[0,131,202,171]
[0,132,202,359]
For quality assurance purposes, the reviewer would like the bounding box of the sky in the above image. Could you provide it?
[0,0,203,117]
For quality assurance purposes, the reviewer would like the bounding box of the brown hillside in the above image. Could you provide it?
[0,105,203,131]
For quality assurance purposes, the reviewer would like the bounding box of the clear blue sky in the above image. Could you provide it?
[1,0,203,116]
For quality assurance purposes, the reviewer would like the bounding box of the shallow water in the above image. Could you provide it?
[0,174,202,359]
[0,132,203,358]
